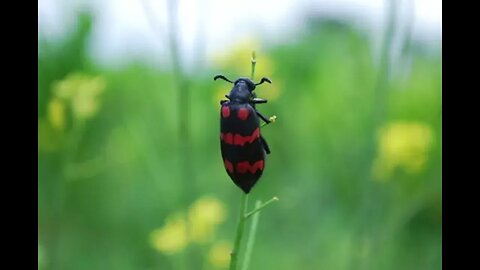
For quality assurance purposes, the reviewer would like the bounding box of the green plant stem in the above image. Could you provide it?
[245,197,279,219]
[251,51,256,80]
[229,193,249,270]
[229,51,278,270]
[166,0,193,207]
[241,200,262,270]
[350,0,398,269]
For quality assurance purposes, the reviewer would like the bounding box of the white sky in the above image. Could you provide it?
[38,0,441,70]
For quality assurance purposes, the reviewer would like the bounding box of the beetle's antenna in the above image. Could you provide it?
[255,77,272,86]
[214,75,234,83]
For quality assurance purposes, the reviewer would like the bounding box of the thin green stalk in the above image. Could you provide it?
[350,0,399,269]
[251,51,256,80]
[166,0,193,207]
[229,52,278,270]
[229,52,256,270]
[229,193,249,270]
[241,200,262,270]
[245,197,279,219]
[229,195,278,270]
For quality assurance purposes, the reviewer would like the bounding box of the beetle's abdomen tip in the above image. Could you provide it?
[240,187,252,194]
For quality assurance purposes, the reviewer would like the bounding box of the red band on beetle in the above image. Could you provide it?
[235,160,264,174]
[224,160,234,173]
[220,132,234,144]
[221,128,259,146]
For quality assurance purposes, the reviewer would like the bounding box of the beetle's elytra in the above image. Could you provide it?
[215,75,272,193]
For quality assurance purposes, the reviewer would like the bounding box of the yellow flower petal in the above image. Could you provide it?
[52,73,106,121]
[372,121,433,181]
[47,98,66,130]
[150,212,189,255]
[188,196,227,243]
[208,241,232,269]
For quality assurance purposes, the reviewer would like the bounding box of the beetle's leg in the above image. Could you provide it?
[256,110,271,124]
[260,135,271,155]
[220,100,229,105]
[250,98,268,104]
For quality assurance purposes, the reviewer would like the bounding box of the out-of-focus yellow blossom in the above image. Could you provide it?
[52,73,106,121]
[208,241,232,269]
[47,98,66,131]
[150,212,189,255]
[188,196,227,243]
[372,121,434,181]
[149,196,228,256]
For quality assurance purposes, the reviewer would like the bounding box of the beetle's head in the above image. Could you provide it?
[214,75,272,102]
[234,77,256,91]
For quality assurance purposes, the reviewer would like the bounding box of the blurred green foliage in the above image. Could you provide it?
[38,12,441,270]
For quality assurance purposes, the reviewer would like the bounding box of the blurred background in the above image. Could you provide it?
[38,0,441,269]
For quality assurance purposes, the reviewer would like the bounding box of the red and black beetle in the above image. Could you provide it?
[214,74,273,193]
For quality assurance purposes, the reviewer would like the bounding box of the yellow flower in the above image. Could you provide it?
[372,121,434,181]
[150,212,189,255]
[188,196,227,243]
[149,196,227,257]
[53,74,78,100]
[52,73,106,121]
[208,241,232,269]
[47,98,66,130]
